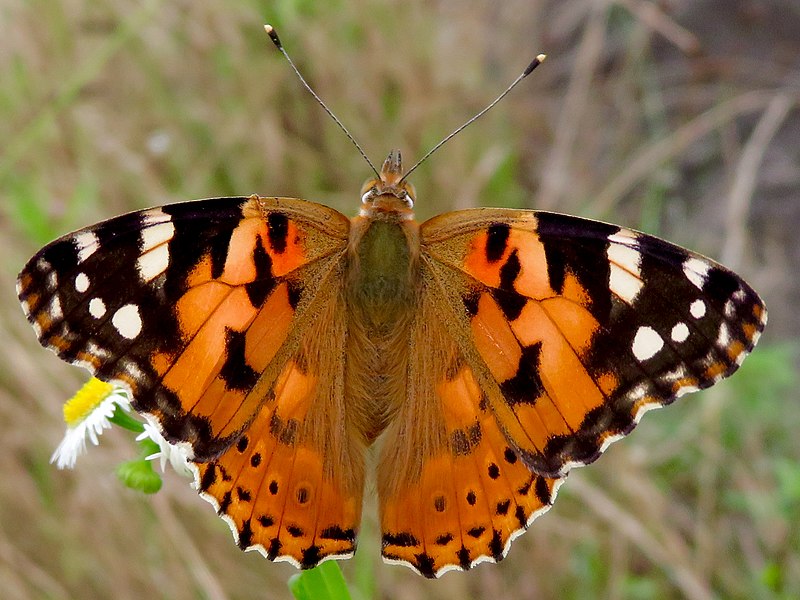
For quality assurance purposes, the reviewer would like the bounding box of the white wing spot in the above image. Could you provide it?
[112,304,142,339]
[74,272,90,293]
[607,241,642,272]
[122,359,146,382]
[49,295,63,320]
[89,297,106,319]
[137,245,170,282]
[717,322,731,347]
[661,365,688,385]
[608,229,639,244]
[671,322,690,343]
[690,299,706,319]
[683,257,711,290]
[85,341,109,360]
[610,265,644,303]
[74,231,99,263]
[608,242,643,303]
[724,299,736,318]
[136,214,175,281]
[632,326,664,361]
[140,220,175,251]
[141,208,173,228]
[46,271,58,291]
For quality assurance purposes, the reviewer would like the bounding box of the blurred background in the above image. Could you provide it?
[1,1,799,598]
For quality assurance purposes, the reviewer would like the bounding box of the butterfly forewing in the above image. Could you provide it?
[17,195,351,459]
[421,208,766,478]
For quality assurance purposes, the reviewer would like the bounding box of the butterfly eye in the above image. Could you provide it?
[402,191,414,208]
[361,188,377,204]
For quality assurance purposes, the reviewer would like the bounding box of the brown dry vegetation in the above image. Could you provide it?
[1,1,799,599]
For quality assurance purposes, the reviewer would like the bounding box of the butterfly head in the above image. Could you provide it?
[359,149,416,219]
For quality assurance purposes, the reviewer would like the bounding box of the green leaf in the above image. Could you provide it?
[116,458,162,494]
[288,561,352,600]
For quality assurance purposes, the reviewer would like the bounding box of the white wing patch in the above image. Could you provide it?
[89,297,107,319]
[74,272,90,293]
[689,299,706,319]
[74,231,100,263]
[683,257,710,290]
[632,326,664,361]
[112,304,142,339]
[137,218,175,282]
[607,242,643,304]
[670,322,689,343]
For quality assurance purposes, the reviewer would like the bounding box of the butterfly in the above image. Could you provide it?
[17,146,766,577]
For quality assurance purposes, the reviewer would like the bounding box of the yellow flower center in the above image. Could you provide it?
[63,378,114,426]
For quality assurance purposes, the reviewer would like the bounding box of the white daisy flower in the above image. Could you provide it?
[136,422,193,478]
[51,378,131,469]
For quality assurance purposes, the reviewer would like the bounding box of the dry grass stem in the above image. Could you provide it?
[616,0,701,54]
[722,93,794,267]
[569,476,714,600]
[537,2,608,211]
[592,89,790,216]
[151,493,231,600]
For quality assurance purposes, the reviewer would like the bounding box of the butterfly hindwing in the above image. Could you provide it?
[378,274,563,577]
[195,283,365,568]
[421,208,767,477]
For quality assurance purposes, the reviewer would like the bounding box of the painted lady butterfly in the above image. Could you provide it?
[17,31,766,579]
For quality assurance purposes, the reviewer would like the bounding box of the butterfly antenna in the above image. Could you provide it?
[399,53,547,184]
[264,25,380,179]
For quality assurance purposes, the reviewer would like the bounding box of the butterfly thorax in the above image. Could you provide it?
[349,150,419,328]
[344,151,421,443]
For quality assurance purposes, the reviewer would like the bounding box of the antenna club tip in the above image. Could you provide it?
[264,24,282,48]
[523,53,547,77]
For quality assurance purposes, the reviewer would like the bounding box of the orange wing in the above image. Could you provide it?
[420,208,766,477]
[18,195,363,566]
[378,281,563,577]
[377,207,765,577]
[194,284,364,567]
